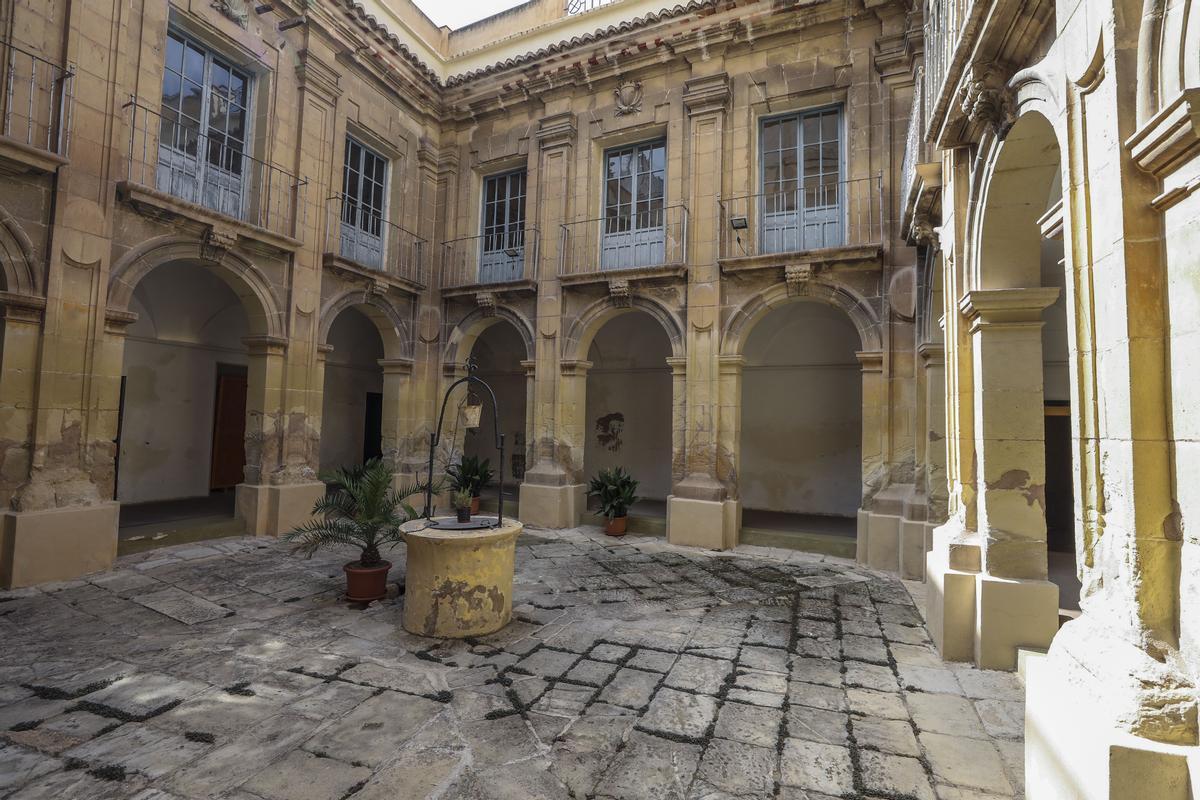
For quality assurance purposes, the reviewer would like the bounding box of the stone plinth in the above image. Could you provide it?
[0,502,120,588]
[401,517,522,638]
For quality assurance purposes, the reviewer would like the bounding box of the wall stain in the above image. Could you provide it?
[986,468,1046,511]
[595,412,624,452]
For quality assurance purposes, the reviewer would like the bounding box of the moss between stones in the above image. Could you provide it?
[184,731,216,743]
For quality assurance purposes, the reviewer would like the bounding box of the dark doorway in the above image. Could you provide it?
[363,391,383,463]
[210,365,248,490]
[1044,405,1073,553]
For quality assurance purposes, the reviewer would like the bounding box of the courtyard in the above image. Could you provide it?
[0,527,1024,800]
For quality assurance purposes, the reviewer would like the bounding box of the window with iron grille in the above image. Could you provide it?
[760,107,843,252]
[157,31,252,219]
[340,136,388,269]
[479,169,527,283]
[601,140,665,269]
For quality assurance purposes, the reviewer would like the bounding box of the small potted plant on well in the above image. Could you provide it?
[587,466,639,536]
[446,455,495,515]
[285,458,425,603]
[453,489,474,523]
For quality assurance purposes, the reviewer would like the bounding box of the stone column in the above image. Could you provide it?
[857,350,901,570]
[965,287,1060,668]
[715,355,744,540]
[667,73,738,549]
[236,336,324,537]
[520,358,536,482]
[378,356,414,481]
[667,356,688,486]
[519,110,581,528]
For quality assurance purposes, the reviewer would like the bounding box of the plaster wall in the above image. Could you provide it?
[585,313,673,501]
[118,267,248,504]
[319,309,384,473]
[740,301,863,517]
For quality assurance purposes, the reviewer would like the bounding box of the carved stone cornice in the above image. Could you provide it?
[683,74,731,117]
[959,287,1059,329]
[0,292,47,324]
[537,112,577,150]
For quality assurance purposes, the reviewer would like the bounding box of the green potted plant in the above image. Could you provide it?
[587,466,639,536]
[452,489,474,523]
[285,458,425,603]
[446,455,495,514]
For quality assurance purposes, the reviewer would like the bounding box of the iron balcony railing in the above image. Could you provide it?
[901,70,926,213]
[717,176,883,261]
[558,204,689,277]
[122,99,306,239]
[1,39,73,156]
[924,0,970,126]
[565,0,620,15]
[325,194,427,286]
[441,227,539,289]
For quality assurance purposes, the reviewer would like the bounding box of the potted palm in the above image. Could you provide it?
[446,455,494,514]
[587,466,639,536]
[285,458,425,603]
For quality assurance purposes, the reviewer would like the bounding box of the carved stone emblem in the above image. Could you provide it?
[614,81,643,116]
[608,279,632,306]
[200,226,238,262]
[784,263,816,295]
[212,0,249,28]
[475,291,498,315]
[960,65,1015,138]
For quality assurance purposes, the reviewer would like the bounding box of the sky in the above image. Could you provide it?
[416,0,524,29]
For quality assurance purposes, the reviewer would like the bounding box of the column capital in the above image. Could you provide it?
[242,335,289,356]
[666,355,688,374]
[1,292,47,324]
[560,358,592,377]
[316,343,334,359]
[683,73,731,117]
[378,357,414,375]
[520,358,537,377]
[917,341,945,364]
[537,112,577,150]
[959,287,1060,329]
[856,350,884,372]
[717,354,745,374]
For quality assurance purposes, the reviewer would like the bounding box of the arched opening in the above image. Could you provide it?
[585,312,673,527]
[740,300,862,547]
[463,320,528,511]
[116,262,250,550]
[978,111,1078,619]
[319,307,385,473]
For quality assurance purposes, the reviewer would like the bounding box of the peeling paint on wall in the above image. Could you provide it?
[595,412,624,452]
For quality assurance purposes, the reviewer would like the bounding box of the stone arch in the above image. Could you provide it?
[319,289,411,361]
[0,205,39,296]
[562,294,686,362]
[1137,0,1200,124]
[442,305,535,368]
[107,235,285,339]
[721,280,881,357]
[968,108,1064,291]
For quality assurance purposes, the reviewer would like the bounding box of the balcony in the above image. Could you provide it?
[0,39,73,173]
[323,195,427,292]
[901,72,942,240]
[117,100,305,252]
[441,228,539,294]
[558,204,688,285]
[717,176,883,273]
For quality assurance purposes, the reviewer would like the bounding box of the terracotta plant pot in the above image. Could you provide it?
[604,516,628,536]
[470,495,481,515]
[344,560,391,603]
[457,506,472,523]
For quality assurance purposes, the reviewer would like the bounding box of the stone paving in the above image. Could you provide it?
[0,526,1026,800]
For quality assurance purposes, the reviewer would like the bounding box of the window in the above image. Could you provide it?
[157,31,251,219]
[601,140,665,269]
[760,107,842,252]
[480,170,527,283]
[340,136,388,269]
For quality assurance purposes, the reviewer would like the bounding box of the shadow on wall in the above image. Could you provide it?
[586,312,673,500]
[464,320,528,481]
[740,300,862,517]
[320,307,384,474]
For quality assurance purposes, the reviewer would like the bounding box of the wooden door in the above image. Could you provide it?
[210,372,247,490]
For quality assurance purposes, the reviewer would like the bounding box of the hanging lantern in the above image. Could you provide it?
[462,392,483,429]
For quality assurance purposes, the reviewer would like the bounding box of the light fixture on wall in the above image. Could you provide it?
[277,16,305,31]
[254,3,273,13]
[729,216,749,230]
[503,247,520,258]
